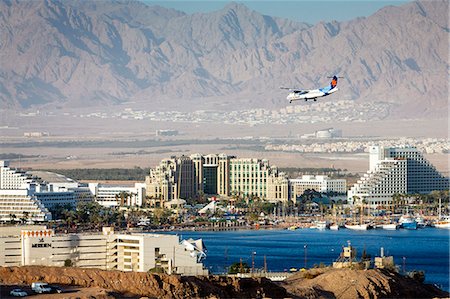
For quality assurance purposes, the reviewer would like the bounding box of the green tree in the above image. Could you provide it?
[153,208,172,225]
[64,259,73,267]
[228,261,250,274]
[9,213,17,224]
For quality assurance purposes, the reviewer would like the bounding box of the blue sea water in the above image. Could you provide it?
[171,227,450,291]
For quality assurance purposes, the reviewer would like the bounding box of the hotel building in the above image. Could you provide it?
[0,161,95,222]
[0,226,207,275]
[348,146,449,208]
[88,183,146,207]
[146,154,290,203]
[229,158,272,199]
[290,175,347,200]
[1,161,52,222]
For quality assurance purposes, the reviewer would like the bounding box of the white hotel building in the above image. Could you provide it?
[348,146,449,208]
[0,161,98,222]
[0,161,52,222]
[290,175,347,200]
[88,183,146,208]
[0,226,207,275]
[0,161,150,222]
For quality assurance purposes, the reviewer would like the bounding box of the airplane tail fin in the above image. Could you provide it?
[330,76,338,89]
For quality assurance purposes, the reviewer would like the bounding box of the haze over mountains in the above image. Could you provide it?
[0,0,448,118]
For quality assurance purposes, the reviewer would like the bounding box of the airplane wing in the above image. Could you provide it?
[280,87,309,94]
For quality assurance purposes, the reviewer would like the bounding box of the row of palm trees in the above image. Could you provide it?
[47,201,180,231]
[11,188,447,230]
[352,190,449,217]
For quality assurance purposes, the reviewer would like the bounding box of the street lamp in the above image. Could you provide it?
[304,244,308,269]
[251,251,256,274]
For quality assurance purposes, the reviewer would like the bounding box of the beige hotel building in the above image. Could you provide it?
[146,154,346,204]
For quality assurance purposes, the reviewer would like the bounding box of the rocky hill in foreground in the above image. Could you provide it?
[1,0,448,118]
[0,266,448,298]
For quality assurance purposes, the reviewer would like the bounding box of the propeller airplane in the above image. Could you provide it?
[281,76,343,103]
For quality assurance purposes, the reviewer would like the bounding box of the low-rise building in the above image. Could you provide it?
[88,183,146,207]
[290,175,347,202]
[0,226,208,275]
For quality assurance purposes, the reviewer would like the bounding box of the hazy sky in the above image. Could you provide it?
[142,1,410,24]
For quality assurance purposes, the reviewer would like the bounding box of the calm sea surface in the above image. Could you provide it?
[167,228,450,291]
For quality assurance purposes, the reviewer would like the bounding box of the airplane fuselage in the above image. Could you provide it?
[287,87,338,102]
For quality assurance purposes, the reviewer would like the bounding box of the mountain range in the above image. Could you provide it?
[0,0,448,118]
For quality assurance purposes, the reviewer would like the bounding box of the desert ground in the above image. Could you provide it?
[2,145,448,176]
[0,115,448,175]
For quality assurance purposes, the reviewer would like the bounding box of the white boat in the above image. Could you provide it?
[329,224,339,230]
[434,216,450,229]
[345,223,368,230]
[314,220,329,230]
[381,223,398,230]
[434,198,450,229]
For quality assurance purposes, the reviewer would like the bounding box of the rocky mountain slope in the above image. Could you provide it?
[0,265,287,298]
[282,267,449,299]
[0,0,448,118]
[1,266,448,298]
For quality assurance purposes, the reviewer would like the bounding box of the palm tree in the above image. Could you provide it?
[9,213,17,224]
[361,199,368,222]
[153,208,172,225]
[392,193,401,214]
[118,191,132,206]
[21,211,30,223]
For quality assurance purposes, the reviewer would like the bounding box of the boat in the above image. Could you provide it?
[329,207,340,230]
[415,215,427,228]
[434,216,450,229]
[399,214,417,230]
[287,225,298,231]
[381,223,399,230]
[434,198,450,229]
[344,223,368,230]
[314,220,329,230]
[329,224,339,230]
[344,204,369,230]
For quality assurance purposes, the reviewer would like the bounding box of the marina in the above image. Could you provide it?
[172,227,450,291]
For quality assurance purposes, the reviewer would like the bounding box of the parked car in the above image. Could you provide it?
[9,288,28,297]
[31,282,52,293]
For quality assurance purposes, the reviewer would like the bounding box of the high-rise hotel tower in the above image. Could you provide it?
[145,154,289,202]
[348,146,449,207]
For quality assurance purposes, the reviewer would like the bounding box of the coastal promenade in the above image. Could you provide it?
[134,214,442,233]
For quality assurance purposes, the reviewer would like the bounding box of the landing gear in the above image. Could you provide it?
[313,98,317,102]
[304,99,308,102]
[289,100,292,103]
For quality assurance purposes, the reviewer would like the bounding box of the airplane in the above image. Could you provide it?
[281,76,342,103]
